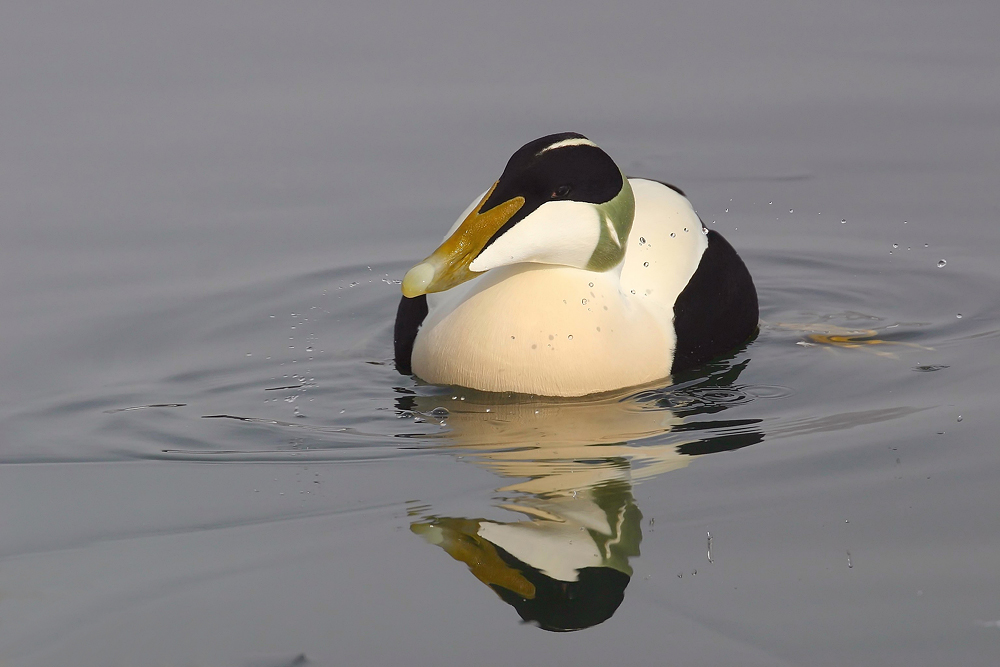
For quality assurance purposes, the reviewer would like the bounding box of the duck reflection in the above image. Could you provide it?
[400,360,763,632]
[412,480,640,632]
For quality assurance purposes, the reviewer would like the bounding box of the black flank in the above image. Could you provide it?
[393,294,428,374]
[672,230,758,372]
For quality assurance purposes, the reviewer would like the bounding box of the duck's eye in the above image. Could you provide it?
[551,184,572,199]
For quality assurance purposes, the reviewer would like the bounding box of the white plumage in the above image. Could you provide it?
[411,179,708,396]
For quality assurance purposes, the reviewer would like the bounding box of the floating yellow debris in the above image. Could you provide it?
[766,321,932,357]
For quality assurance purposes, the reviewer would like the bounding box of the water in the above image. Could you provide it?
[3,2,1000,665]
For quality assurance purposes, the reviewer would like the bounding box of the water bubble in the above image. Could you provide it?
[567,335,573,340]
[703,227,709,234]
[639,236,646,244]
[956,313,963,319]
[924,243,929,248]
[670,232,676,238]
[630,289,636,294]
[789,209,794,213]
[430,407,449,417]
[937,259,947,268]
[957,415,963,422]
[725,208,729,213]
[892,243,898,249]
[769,201,772,205]
[643,262,649,267]
[683,227,688,232]
[581,298,588,305]
[841,219,847,224]
[588,282,594,287]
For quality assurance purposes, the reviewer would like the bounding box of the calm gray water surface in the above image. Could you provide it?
[2,2,1000,665]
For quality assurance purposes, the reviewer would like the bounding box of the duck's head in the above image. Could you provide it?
[402,133,635,298]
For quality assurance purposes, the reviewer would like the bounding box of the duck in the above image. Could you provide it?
[394,132,758,397]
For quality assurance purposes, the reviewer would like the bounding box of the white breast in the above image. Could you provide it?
[411,179,708,396]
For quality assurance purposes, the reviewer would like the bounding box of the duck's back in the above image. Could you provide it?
[624,179,759,373]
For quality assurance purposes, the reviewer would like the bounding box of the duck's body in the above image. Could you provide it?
[394,134,757,397]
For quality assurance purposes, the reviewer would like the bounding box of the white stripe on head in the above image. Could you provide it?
[537,137,598,154]
[604,216,621,247]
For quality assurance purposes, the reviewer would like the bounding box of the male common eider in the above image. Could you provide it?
[394,133,758,397]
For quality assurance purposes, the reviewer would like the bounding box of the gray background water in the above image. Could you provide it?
[2,1,999,665]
